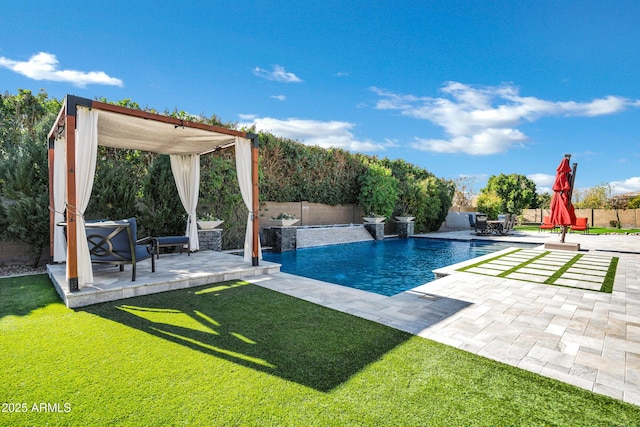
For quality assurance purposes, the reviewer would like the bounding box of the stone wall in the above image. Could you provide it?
[260,201,365,228]
[441,211,476,230]
[197,229,222,251]
[0,239,42,266]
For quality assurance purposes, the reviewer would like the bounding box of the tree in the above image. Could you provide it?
[0,105,57,265]
[417,176,455,231]
[574,185,608,208]
[87,158,141,220]
[199,150,247,249]
[480,173,536,214]
[629,195,640,209]
[1,89,47,148]
[476,191,502,220]
[357,158,398,219]
[138,155,187,236]
[533,192,552,209]
[606,186,627,229]
[452,176,477,208]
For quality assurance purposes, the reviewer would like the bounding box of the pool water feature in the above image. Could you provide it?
[263,238,537,296]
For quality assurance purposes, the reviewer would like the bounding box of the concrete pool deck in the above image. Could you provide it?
[246,230,640,406]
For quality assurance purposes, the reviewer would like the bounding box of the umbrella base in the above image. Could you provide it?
[544,242,580,251]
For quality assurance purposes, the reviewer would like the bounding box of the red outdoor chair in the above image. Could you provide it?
[570,217,589,234]
[538,216,556,233]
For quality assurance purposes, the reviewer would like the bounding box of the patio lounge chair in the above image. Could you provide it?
[85,218,155,281]
[539,216,555,233]
[570,217,589,234]
[501,214,517,235]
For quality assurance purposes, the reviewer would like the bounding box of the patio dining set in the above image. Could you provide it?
[469,213,517,236]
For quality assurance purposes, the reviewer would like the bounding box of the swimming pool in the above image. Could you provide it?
[263,238,537,296]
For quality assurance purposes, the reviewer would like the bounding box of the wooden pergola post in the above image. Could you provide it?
[65,112,78,291]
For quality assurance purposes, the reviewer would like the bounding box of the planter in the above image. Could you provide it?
[270,218,299,227]
[363,217,386,223]
[395,216,415,223]
[197,220,224,230]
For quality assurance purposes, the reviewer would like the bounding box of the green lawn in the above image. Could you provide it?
[516,225,640,234]
[1,275,639,426]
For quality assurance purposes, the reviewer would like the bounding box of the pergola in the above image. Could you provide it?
[47,95,260,292]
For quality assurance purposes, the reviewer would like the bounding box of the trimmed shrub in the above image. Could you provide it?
[357,158,398,219]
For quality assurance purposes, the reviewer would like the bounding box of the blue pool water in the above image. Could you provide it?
[263,238,537,296]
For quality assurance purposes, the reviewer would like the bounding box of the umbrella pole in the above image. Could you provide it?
[560,225,567,243]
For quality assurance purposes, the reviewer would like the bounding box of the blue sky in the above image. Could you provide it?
[2,1,639,196]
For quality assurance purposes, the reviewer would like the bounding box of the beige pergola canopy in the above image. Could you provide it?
[49,96,250,155]
[48,95,260,292]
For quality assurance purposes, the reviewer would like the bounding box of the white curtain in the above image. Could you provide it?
[67,107,98,286]
[170,154,200,251]
[53,136,67,262]
[235,137,261,262]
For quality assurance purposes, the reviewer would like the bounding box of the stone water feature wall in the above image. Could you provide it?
[264,224,375,252]
[260,201,365,228]
[296,224,374,248]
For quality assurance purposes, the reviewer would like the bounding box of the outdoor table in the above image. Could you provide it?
[487,220,505,234]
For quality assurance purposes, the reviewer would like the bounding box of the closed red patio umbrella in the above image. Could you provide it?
[549,154,577,243]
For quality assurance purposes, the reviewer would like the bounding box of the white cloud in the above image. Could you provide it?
[238,113,257,120]
[527,173,555,187]
[253,65,302,83]
[527,173,555,194]
[372,82,640,156]
[412,128,527,155]
[609,177,640,195]
[0,52,123,88]
[270,95,286,101]
[238,116,390,151]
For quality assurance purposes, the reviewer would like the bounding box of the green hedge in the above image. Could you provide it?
[1,91,454,254]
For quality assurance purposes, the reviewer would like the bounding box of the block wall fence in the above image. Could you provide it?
[448,207,640,228]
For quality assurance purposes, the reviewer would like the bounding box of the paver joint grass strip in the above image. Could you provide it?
[497,251,550,278]
[600,257,619,293]
[457,248,523,272]
[543,253,583,285]
[458,249,618,293]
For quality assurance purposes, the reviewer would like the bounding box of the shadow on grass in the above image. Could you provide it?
[81,281,412,392]
[0,274,61,318]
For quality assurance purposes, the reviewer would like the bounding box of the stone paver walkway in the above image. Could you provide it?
[460,248,616,292]
[247,230,640,406]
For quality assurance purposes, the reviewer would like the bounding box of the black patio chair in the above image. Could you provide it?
[474,214,489,235]
[85,218,155,281]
